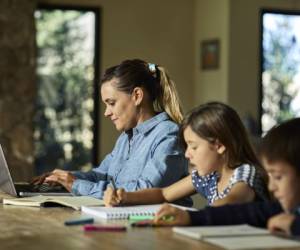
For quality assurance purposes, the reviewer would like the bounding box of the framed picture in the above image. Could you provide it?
[201,39,220,70]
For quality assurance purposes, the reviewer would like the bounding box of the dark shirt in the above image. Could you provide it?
[189,201,300,235]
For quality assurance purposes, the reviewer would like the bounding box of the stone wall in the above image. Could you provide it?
[0,0,36,181]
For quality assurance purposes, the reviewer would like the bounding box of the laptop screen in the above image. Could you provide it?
[0,144,18,196]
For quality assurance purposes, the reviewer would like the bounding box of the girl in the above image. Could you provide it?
[154,118,300,237]
[32,59,189,199]
[104,102,269,207]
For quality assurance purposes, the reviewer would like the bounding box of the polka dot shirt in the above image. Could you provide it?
[191,164,268,205]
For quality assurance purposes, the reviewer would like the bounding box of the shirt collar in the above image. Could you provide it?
[126,112,170,136]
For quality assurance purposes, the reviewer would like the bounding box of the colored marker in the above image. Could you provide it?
[84,225,127,232]
[161,215,175,222]
[129,215,155,221]
[64,217,94,226]
[131,215,174,227]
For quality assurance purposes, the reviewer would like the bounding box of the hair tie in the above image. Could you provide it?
[148,62,160,83]
[148,63,156,73]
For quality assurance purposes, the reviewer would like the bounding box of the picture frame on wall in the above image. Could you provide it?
[201,39,220,70]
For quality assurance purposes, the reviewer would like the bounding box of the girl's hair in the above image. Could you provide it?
[180,102,261,169]
[260,118,300,175]
[101,59,183,124]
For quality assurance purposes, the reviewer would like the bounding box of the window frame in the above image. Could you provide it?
[35,3,101,167]
[259,8,300,134]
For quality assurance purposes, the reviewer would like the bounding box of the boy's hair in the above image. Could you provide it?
[180,102,260,169]
[260,117,300,174]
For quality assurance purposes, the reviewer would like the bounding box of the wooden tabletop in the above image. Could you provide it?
[0,192,217,250]
[1,192,299,250]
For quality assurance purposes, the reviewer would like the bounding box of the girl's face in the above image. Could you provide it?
[183,126,226,175]
[263,158,300,212]
[101,78,139,132]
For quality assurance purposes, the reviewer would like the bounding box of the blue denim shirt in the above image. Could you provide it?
[72,112,189,201]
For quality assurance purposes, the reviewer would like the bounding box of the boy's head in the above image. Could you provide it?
[260,118,300,212]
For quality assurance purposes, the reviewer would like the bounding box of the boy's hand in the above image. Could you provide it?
[44,169,76,192]
[103,187,126,207]
[153,203,191,226]
[267,213,295,236]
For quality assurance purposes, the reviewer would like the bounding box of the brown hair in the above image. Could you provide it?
[180,102,261,169]
[260,117,300,175]
[101,59,183,124]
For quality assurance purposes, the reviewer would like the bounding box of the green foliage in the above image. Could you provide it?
[34,10,94,174]
[262,15,299,132]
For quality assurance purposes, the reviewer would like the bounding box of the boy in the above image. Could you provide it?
[154,117,300,236]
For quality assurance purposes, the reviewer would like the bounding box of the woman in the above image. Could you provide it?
[33,59,190,200]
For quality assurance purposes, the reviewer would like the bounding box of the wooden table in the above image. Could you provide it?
[0,193,217,250]
[0,192,299,250]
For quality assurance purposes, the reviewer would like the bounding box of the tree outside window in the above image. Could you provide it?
[35,8,97,174]
[261,12,300,133]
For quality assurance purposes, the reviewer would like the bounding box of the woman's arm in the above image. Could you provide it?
[103,175,196,206]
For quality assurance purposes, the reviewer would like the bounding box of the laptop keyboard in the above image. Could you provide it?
[32,183,52,192]
[15,183,67,193]
[32,183,67,192]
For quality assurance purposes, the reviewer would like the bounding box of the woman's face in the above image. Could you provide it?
[183,126,226,175]
[101,78,138,131]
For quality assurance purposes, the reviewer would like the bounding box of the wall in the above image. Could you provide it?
[37,0,195,161]
[0,0,36,181]
[194,0,230,105]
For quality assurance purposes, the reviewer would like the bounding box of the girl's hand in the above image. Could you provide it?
[103,187,126,207]
[153,203,191,226]
[267,213,296,236]
[44,169,76,192]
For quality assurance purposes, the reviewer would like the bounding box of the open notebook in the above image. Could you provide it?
[173,224,300,249]
[81,204,197,220]
[3,195,104,210]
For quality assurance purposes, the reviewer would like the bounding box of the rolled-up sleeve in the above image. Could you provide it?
[71,153,113,198]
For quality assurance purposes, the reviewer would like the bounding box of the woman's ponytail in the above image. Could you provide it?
[154,66,183,124]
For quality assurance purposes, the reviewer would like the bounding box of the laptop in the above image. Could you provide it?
[0,144,71,197]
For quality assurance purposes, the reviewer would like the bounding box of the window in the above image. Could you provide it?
[34,5,100,174]
[260,10,300,133]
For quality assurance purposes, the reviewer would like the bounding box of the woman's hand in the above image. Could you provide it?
[103,187,126,207]
[153,203,191,226]
[267,213,295,236]
[30,172,52,185]
[44,169,76,192]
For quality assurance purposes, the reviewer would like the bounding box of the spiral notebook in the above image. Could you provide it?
[81,204,161,219]
[81,204,197,220]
